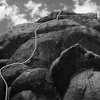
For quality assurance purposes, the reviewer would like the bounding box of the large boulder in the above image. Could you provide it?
[8,25,100,69]
[7,19,80,65]
[50,44,100,98]
[63,70,100,100]
[9,68,60,100]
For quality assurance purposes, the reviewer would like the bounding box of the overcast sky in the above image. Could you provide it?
[0,0,100,34]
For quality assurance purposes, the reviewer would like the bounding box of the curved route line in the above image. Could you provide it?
[23,10,61,64]
[0,10,62,100]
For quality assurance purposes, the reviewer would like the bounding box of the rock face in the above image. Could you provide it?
[8,25,100,69]
[1,11,100,100]
[50,44,100,97]
[63,70,100,100]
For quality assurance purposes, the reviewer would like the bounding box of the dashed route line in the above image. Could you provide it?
[0,10,62,100]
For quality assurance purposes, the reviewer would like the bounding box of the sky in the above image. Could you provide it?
[0,0,100,33]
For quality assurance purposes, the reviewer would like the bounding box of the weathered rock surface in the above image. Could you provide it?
[37,11,100,34]
[10,68,60,100]
[8,25,100,69]
[51,44,100,97]
[63,70,100,100]
[7,20,79,64]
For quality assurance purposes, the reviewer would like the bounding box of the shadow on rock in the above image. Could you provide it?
[50,44,100,98]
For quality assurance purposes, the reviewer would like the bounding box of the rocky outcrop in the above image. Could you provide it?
[7,19,80,64]
[37,11,100,29]
[8,25,100,69]
[37,11,100,33]
[0,11,100,60]
[1,11,100,100]
[0,19,79,59]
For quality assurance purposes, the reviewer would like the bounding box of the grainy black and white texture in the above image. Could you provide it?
[1,11,100,100]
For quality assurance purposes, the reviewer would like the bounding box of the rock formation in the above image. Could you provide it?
[0,11,100,100]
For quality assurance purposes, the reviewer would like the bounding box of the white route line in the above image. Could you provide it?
[0,10,62,100]
[23,11,62,64]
